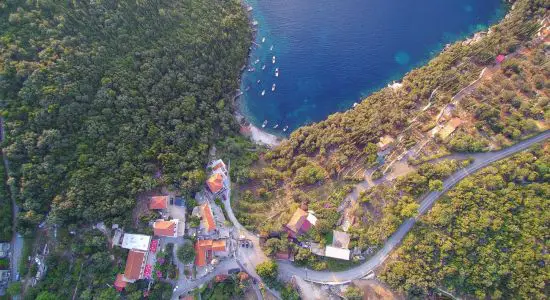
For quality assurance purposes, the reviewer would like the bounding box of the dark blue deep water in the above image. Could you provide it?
[239,0,505,134]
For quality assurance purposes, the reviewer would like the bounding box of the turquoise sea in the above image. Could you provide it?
[239,0,506,134]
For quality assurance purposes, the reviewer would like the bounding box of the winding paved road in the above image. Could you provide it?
[225,131,549,284]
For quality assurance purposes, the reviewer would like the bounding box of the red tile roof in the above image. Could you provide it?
[195,240,213,267]
[153,220,176,237]
[285,208,308,235]
[212,161,226,171]
[200,203,216,232]
[194,239,226,267]
[149,196,168,210]
[212,240,226,252]
[114,274,127,291]
[206,173,224,193]
[124,250,146,281]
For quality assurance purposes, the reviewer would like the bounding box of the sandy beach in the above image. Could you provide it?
[235,112,283,147]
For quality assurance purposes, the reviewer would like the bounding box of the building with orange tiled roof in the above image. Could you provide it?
[149,196,169,210]
[200,203,216,233]
[114,274,127,291]
[153,220,179,237]
[206,173,225,194]
[212,240,226,252]
[123,249,148,282]
[195,239,228,267]
[284,208,317,238]
[206,159,228,195]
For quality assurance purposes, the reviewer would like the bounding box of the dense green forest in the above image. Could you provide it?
[0,160,11,241]
[234,0,549,232]
[379,144,549,298]
[0,0,250,232]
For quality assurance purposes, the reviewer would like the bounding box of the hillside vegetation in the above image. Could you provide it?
[0,0,250,233]
[234,0,549,237]
[380,143,549,299]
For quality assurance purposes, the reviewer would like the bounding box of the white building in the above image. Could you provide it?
[121,233,152,251]
[325,246,351,261]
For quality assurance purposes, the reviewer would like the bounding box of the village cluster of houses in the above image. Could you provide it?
[112,195,183,291]
[111,159,233,291]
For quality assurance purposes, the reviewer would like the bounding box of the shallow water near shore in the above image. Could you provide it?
[239,0,505,136]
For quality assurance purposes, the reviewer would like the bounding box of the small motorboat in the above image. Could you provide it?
[261,90,265,96]
[262,37,266,43]
[273,124,279,129]
[245,86,251,91]
[254,59,260,64]
[262,65,266,70]
[257,79,261,84]
[262,120,268,128]
[247,67,255,72]
[275,68,279,77]
[272,56,276,64]
[272,84,276,91]
[282,126,289,132]
[270,45,273,51]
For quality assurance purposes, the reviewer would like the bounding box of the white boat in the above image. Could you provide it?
[261,90,265,96]
[283,126,289,132]
[262,120,268,128]
[248,67,255,72]
[262,65,266,70]
[272,56,276,64]
[272,84,276,91]
[275,68,279,77]
[257,80,261,84]
[273,124,279,129]
[262,37,266,43]
[270,45,273,51]
[254,59,260,64]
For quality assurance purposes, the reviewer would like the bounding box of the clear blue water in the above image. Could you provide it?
[239,0,505,135]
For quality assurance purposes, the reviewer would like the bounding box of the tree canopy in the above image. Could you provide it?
[0,0,250,231]
[380,144,549,299]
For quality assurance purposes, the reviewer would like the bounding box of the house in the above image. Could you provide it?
[200,203,217,233]
[377,135,395,151]
[194,239,228,267]
[122,249,148,282]
[206,159,229,195]
[439,118,463,140]
[120,233,151,251]
[332,231,350,249]
[149,196,169,210]
[153,220,179,237]
[209,159,228,176]
[324,246,351,261]
[114,274,127,291]
[284,208,317,238]
[0,243,10,258]
[207,173,225,194]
